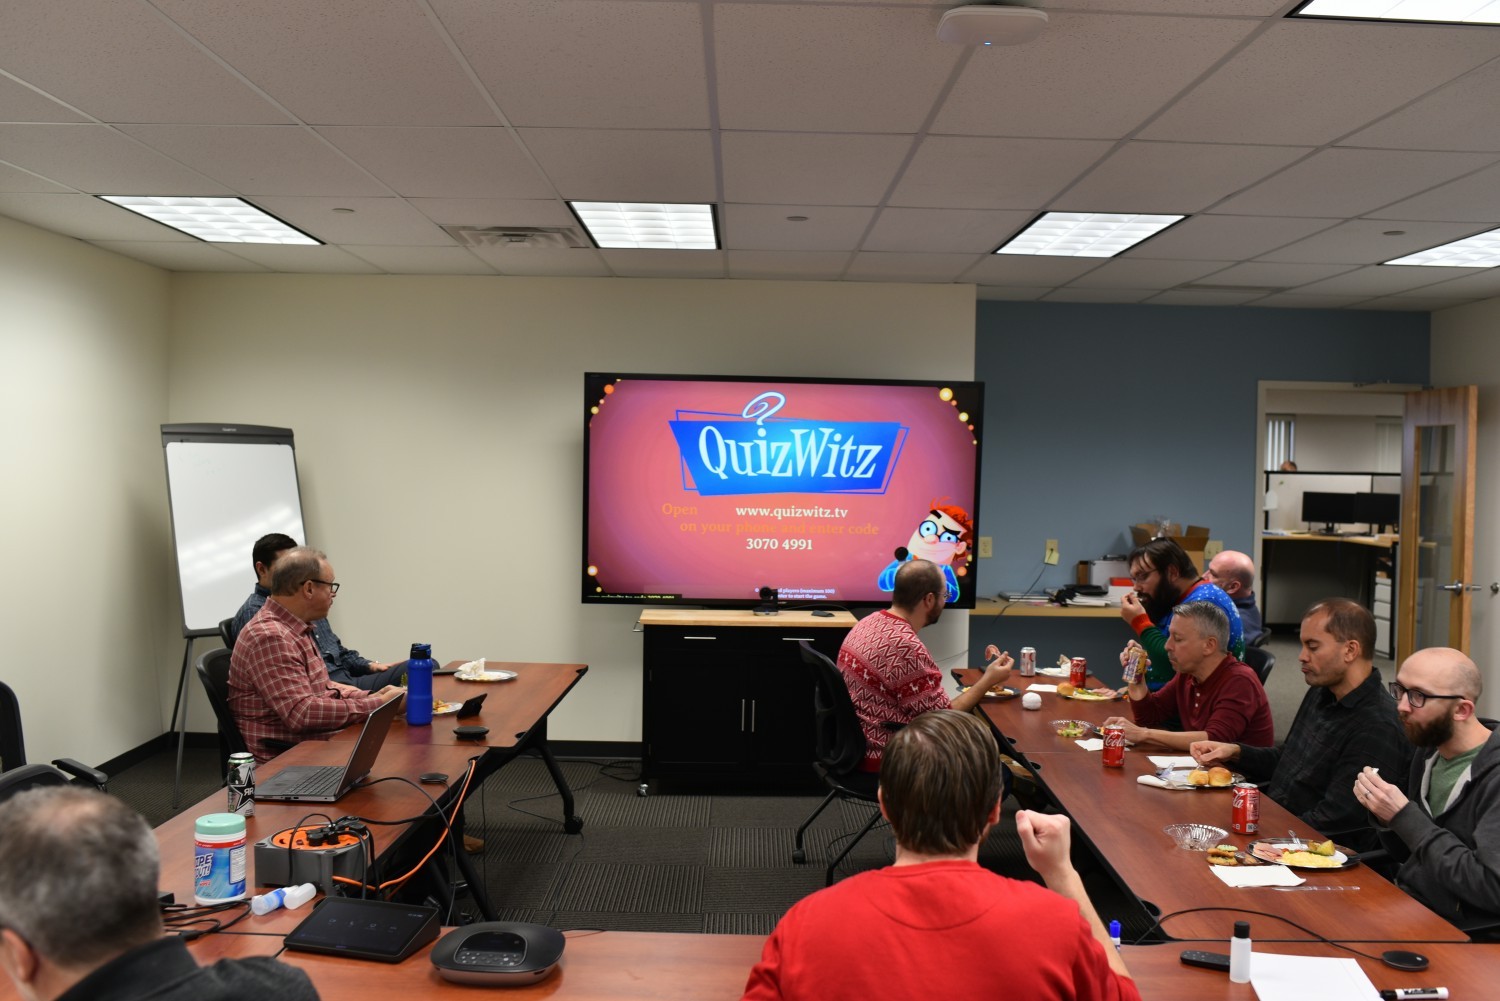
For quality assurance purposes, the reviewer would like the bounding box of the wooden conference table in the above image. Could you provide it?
[959,668,1468,944]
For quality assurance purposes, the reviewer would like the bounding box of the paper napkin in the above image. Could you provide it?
[1209,865,1305,888]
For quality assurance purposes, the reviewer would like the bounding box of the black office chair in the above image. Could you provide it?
[792,641,886,886]
[1248,627,1272,649]
[196,648,291,777]
[0,680,108,802]
[1243,646,1274,685]
[219,616,235,650]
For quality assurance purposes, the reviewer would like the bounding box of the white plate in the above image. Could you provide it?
[459,670,517,682]
[432,701,463,716]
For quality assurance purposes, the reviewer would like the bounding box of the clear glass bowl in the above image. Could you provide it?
[1163,822,1228,851]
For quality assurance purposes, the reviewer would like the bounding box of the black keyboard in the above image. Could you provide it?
[266,766,342,796]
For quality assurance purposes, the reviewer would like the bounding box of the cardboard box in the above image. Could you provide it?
[1130,524,1210,573]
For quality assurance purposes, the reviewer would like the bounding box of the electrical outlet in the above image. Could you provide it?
[978,536,993,559]
[1044,538,1060,566]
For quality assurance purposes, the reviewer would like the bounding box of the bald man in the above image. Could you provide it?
[1204,550,1262,641]
[1355,647,1500,928]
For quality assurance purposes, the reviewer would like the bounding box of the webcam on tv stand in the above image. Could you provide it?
[754,586,780,616]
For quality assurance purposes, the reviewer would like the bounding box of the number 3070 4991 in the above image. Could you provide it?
[744,538,812,550]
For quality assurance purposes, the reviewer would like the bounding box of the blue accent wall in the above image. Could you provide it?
[974,301,1429,596]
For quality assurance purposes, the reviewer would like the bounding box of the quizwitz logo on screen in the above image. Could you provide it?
[668,392,907,497]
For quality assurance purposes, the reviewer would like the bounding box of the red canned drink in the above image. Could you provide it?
[1069,656,1088,689]
[1232,782,1260,834]
[1020,647,1036,677]
[1101,724,1125,767]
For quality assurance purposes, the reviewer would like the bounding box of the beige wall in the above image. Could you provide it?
[0,215,173,766]
[168,274,976,743]
[1431,297,1500,718]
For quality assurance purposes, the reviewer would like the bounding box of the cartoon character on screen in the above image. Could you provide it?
[877,501,974,603]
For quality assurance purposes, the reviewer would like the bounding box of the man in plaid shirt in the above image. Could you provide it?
[228,546,403,763]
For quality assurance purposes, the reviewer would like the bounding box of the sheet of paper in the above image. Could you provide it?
[1074,738,1104,752]
[1248,952,1378,1001]
[1027,683,1059,693]
[1209,865,1304,888]
[1149,755,1198,769]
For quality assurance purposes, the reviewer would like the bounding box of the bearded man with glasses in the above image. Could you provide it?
[1354,647,1500,928]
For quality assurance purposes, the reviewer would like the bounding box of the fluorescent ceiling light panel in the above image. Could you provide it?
[569,202,718,250]
[995,212,1185,258]
[99,196,319,244]
[1290,1,1500,25]
[1384,226,1500,266]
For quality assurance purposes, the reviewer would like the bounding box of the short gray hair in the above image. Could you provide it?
[1172,601,1229,653]
[269,546,328,596]
[0,787,162,967]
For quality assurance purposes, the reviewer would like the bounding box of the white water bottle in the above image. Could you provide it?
[1229,920,1251,983]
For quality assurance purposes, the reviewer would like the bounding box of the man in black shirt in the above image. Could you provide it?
[1191,598,1410,850]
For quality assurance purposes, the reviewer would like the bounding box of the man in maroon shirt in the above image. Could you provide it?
[228,547,403,763]
[1103,602,1273,752]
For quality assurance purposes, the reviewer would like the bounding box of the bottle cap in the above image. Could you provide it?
[195,813,246,837]
[410,642,431,658]
[1233,920,1250,938]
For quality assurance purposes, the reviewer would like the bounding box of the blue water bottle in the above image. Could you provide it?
[405,642,435,726]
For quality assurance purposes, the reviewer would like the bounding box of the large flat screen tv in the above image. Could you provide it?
[583,373,985,609]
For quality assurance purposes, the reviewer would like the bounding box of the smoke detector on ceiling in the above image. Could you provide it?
[937,5,1048,46]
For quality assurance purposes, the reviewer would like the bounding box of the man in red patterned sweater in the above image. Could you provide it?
[228,546,403,763]
[838,559,1011,772]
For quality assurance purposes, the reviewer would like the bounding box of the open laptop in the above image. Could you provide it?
[256,694,405,803]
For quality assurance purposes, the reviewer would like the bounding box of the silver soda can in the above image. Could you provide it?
[1122,646,1144,685]
[227,752,255,817]
[1019,647,1036,677]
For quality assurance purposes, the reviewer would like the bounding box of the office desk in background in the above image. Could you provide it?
[1260,533,1397,657]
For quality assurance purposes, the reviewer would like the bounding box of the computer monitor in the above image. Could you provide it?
[1353,491,1400,531]
[1301,491,1356,532]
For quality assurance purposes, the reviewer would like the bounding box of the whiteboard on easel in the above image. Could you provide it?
[162,424,306,635]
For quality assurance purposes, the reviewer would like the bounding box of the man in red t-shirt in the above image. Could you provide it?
[741,710,1141,1001]
[837,560,1011,770]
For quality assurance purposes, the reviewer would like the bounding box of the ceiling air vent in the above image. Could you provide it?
[441,225,589,250]
[1177,283,1287,294]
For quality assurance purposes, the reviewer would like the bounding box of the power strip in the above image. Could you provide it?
[254,828,368,895]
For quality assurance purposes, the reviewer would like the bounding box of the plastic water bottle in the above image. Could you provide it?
[405,642,435,726]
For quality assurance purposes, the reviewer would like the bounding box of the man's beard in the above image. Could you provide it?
[1141,578,1177,622]
[1404,709,1456,749]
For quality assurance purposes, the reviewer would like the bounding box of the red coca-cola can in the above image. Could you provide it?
[1232,782,1261,834]
[1101,724,1125,768]
[1069,656,1088,689]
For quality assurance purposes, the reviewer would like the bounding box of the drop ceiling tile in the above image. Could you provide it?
[722,205,876,253]
[1293,265,1483,297]
[154,0,495,126]
[1041,287,1156,303]
[1127,215,1341,261]
[0,124,227,194]
[1343,60,1500,153]
[1141,21,1500,145]
[1055,0,1284,10]
[721,132,912,205]
[89,240,273,272]
[1213,148,1498,218]
[600,249,726,278]
[1062,143,1313,214]
[316,127,552,199]
[116,125,389,197]
[0,1,288,125]
[715,5,960,133]
[976,286,1052,301]
[1065,258,1230,290]
[960,255,1105,286]
[0,192,196,241]
[726,251,852,281]
[0,162,71,194]
[935,13,1256,139]
[1145,289,1269,306]
[1398,268,1500,300]
[342,246,496,275]
[407,198,575,229]
[1197,261,1358,289]
[1258,219,1492,265]
[432,0,709,128]
[249,197,454,246]
[1357,295,1474,311]
[209,244,383,274]
[864,208,1034,254]
[890,136,1114,210]
[1246,293,1374,309]
[467,245,611,277]
[517,129,715,202]
[1371,163,1500,223]
[0,75,88,123]
[845,253,978,283]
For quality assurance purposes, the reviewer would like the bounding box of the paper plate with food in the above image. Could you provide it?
[1056,682,1121,701]
[431,700,464,716]
[1157,766,1242,790]
[958,685,1019,700]
[1247,838,1357,870]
